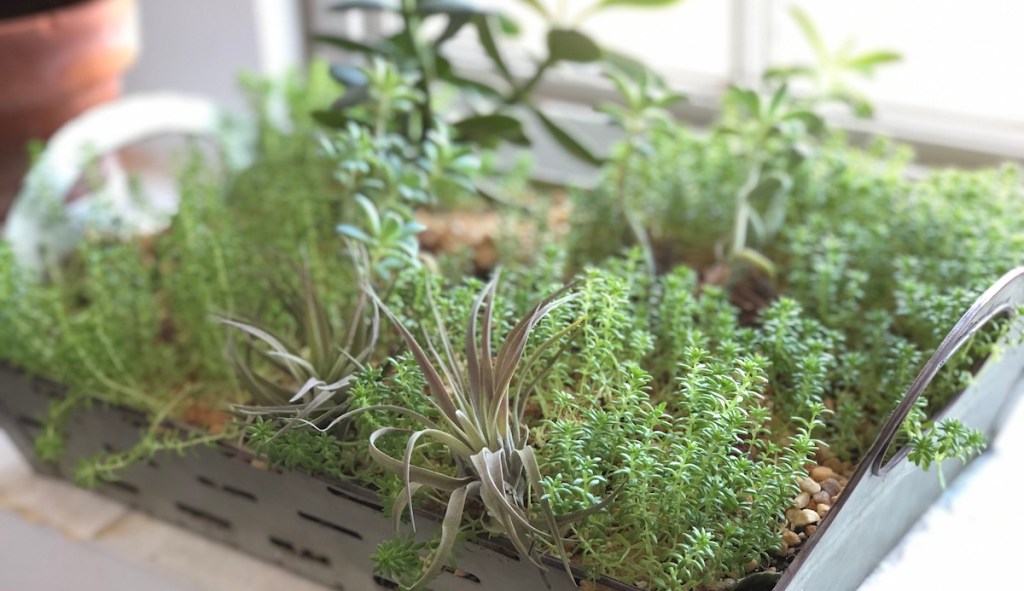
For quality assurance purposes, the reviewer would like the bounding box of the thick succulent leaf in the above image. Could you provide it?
[465,272,501,415]
[368,289,462,423]
[515,446,576,583]
[370,428,475,491]
[266,350,317,377]
[391,482,424,533]
[406,482,479,591]
[491,292,577,425]
[228,345,294,405]
[470,450,548,539]
[288,376,323,403]
[218,317,307,381]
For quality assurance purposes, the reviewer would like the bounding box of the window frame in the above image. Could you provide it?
[305,0,1024,169]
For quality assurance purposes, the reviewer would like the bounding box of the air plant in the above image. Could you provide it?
[323,271,610,590]
[220,267,379,432]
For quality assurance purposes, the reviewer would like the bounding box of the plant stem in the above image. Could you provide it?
[731,157,764,258]
[508,57,554,106]
[615,140,657,277]
[400,0,434,143]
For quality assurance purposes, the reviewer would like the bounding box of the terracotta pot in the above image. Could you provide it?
[0,0,138,219]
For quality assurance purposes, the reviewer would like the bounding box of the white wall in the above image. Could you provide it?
[123,0,304,108]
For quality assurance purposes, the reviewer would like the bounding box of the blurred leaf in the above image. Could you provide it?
[331,0,398,11]
[329,63,369,88]
[420,0,488,16]
[454,114,529,146]
[845,50,902,74]
[517,0,551,19]
[602,50,662,84]
[315,35,386,57]
[531,108,603,165]
[497,13,520,36]
[312,109,354,128]
[734,247,777,278]
[749,176,784,204]
[332,85,371,109]
[435,13,473,45]
[782,110,824,135]
[439,71,504,99]
[474,15,513,81]
[790,6,828,61]
[763,65,813,82]
[727,86,760,117]
[547,29,602,63]
[598,0,683,8]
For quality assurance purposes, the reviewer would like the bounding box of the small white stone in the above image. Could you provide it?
[798,477,821,495]
[794,492,811,509]
[787,508,821,527]
[810,466,836,482]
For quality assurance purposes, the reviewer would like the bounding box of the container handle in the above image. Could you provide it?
[865,266,1024,475]
[1,93,244,275]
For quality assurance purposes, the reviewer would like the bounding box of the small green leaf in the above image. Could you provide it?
[547,29,602,63]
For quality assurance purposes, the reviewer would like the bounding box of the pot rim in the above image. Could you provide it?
[0,0,133,35]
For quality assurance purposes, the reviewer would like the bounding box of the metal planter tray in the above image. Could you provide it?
[2,268,1024,591]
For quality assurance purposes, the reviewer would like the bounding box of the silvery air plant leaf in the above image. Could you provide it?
[218,266,379,435]
[324,271,617,590]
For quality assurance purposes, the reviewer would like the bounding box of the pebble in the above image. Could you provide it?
[744,559,759,573]
[798,477,822,494]
[805,525,817,536]
[817,503,831,517]
[820,478,841,497]
[786,508,821,527]
[810,466,836,482]
[794,492,811,508]
[782,530,801,545]
[812,490,831,505]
